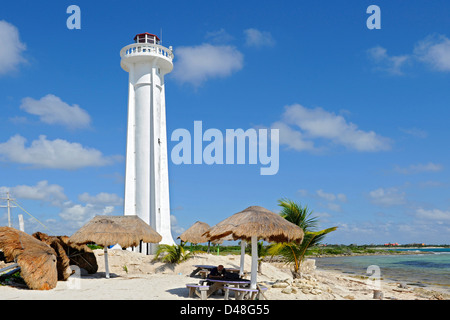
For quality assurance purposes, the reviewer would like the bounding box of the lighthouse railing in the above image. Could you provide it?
[120,43,174,61]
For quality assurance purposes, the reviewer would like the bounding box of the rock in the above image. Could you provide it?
[311,289,322,295]
[398,283,409,289]
[302,274,313,281]
[272,282,289,289]
[272,280,289,289]
[300,259,316,273]
[302,288,311,294]
[282,287,293,294]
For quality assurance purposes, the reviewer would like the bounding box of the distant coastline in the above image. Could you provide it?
[303,245,449,258]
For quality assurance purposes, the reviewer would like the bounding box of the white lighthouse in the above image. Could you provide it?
[120,33,175,254]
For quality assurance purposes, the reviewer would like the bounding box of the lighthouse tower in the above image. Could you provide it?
[120,33,175,254]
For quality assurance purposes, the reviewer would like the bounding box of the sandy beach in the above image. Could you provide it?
[1,249,448,300]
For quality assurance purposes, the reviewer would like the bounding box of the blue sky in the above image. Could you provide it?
[1,0,449,244]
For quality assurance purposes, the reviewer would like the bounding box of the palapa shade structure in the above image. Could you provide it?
[68,215,162,278]
[203,206,304,289]
[178,221,211,244]
[177,221,225,253]
[0,227,57,290]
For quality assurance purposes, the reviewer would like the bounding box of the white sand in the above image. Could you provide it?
[0,249,448,300]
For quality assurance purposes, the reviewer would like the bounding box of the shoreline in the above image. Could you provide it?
[304,248,440,258]
[1,250,448,300]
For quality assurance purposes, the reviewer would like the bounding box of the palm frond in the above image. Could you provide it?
[278,198,318,230]
[274,199,338,273]
[154,244,193,264]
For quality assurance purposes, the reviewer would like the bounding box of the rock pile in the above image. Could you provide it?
[269,274,327,296]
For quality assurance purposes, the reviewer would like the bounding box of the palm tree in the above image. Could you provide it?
[268,198,337,278]
[153,243,193,264]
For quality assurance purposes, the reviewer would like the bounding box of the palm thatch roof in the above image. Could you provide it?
[178,221,211,244]
[58,235,98,274]
[32,232,72,281]
[33,232,98,279]
[0,227,57,290]
[203,206,304,243]
[119,215,163,244]
[68,215,162,248]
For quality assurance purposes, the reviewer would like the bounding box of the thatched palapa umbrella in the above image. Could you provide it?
[203,206,304,289]
[178,221,216,253]
[178,221,211,244]
[178,221,228,253]
[0,227,58,290]
[68,215,162,278]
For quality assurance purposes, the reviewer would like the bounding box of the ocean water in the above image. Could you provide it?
[315,248,450,292]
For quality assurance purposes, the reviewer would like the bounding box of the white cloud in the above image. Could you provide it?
[0,20,26,75]
[0,134,121,170]
[0,180,67,206]
[399,127,428,139]
[205,29,234,44]
[170,215,185,236]
[59,202,115,227]
[173,43,243,86]
[369,187,406,207]
[244,28,275,48]
[271,121,315,152]
[274,104,391,152]
[414,34,450,72]
[78,192,123,206]
[20,94,91,129]
[317,189,339,202]
[59,193,122,228]
[367,34,450,75]
[416,208,450,222]
[316,189,347,212]
[394,162,443,175]
[367,46,409,75]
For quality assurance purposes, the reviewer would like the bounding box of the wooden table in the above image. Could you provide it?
[202,278,251,298]
[190,265,216,277]
[191,265,241,278]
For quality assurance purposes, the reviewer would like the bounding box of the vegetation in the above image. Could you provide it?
[0,270,26,287]
[267,199,337,277]
[305,245,385,256]
[87,244,103,250]
[153,243,194,264]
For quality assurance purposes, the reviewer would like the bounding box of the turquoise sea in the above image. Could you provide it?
[315,248,450,292]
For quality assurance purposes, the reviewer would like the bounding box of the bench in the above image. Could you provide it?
[225,285,268,300]
[186,283,210,300]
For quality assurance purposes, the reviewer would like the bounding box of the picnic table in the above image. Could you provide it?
[201,278,251,298]
[190,265,241,278]
[225,284,268,300]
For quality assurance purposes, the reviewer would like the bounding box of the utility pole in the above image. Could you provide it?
[0,192,17,228]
